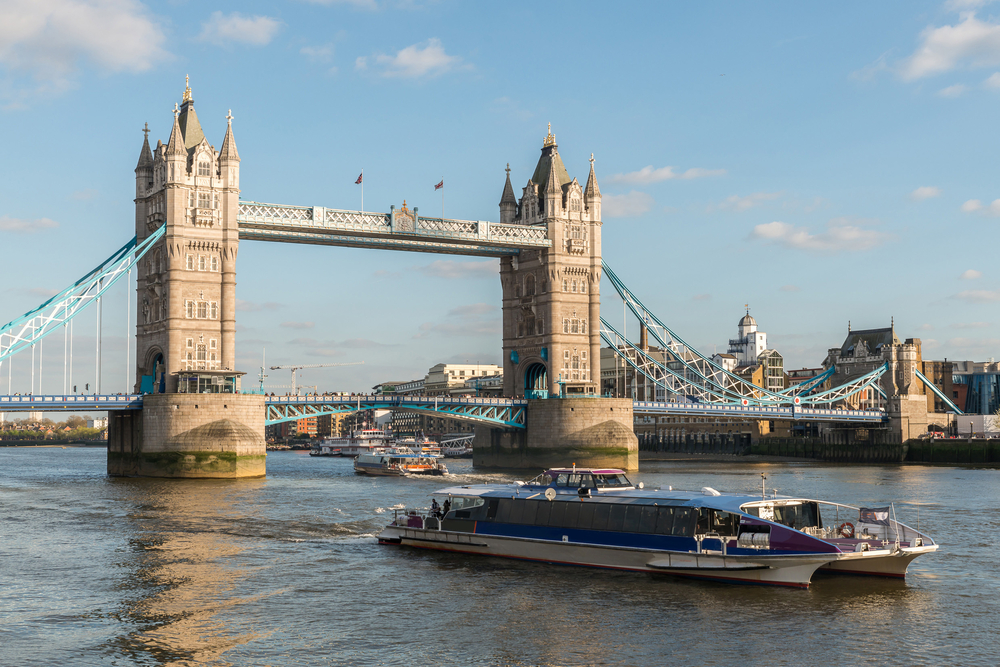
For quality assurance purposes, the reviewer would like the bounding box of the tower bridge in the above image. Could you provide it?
[1,82,939,478]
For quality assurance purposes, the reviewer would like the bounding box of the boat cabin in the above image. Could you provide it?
[529,468,635,490]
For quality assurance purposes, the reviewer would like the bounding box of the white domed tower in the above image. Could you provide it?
[729,308,767,367]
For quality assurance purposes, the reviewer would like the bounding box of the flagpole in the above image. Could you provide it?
[361,168,364,212]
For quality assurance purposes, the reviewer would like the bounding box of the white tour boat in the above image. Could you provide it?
[377,468,938,588]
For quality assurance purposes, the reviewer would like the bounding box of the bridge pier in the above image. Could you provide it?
[108,394,266,478]
[473,397,637,471]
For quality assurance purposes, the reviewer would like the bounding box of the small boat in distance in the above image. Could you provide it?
[377,467,938,588]
[354,448,449,476]
[313,429,392,457]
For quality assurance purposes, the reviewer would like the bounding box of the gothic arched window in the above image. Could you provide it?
[525,274,536,296]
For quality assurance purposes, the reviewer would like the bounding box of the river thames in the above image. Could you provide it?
[1,447,996,666]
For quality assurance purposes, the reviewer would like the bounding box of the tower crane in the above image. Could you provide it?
[268,361,364,395]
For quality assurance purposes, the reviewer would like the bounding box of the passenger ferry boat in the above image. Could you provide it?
[354,448,449,476]
[377,467,938,588]
[312,429,392,457]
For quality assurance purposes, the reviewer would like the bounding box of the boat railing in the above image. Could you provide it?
[390,507,443,531]
[744,500,934,547]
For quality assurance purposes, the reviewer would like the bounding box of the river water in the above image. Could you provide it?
[0,448,997,666]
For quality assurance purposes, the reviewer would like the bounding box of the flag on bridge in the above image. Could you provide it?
[434,180,444,190]
[355,172,363,184]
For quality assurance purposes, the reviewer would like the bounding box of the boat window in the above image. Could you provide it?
[487,499,499,520]
[450,497,484,511]
[496,499,512,523]
[564,502,581,528]
[555,474,570,486]
[577,503,596,530]
[672,507,695,537]
[712,511,739,536]
[535,500,551,525]
[591,503,611,531]
[547,501,567,527]
[622,505,643,533]
[655,507,675,535]
[507,501,525,524]
[696,508,712,533]
[607,504,627,532]
[638,506,658,534]
[519,500,538,525]
[772,502,819,530]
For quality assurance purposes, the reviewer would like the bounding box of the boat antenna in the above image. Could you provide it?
[760,472,766,501]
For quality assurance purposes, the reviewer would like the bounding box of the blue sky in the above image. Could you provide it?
[2,0,1000,394]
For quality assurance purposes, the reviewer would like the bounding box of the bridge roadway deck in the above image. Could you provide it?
[236,201,552,257]
[0,395,886,424]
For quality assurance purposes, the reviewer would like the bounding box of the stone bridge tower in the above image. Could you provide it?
[132,78,240,393]
[109,80,265,479]
[480,126,637,471]
[500,125,603,398]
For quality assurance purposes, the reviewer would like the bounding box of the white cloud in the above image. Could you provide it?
[602,191,654,217]
[0,216,58,233]
[300,44,334,63]
[236,299,283,312]
[901,14,1000,80]
[714,191,782,212]
[961,269,983,279]
[955,289,1000,302]
[938,83,969,97]
[780,285,800,292]
[0,0,167,102]
[945,0,998,10]
[281,321,315,329]
[951,321,991,329]
[359,38,464,78]
[414,259,496,280]
[198,11,281,47]
[961,197,1000,214]
[609,165,726,185]
[911,186,942,200]
[750,218,890,253]
[918,323,935,331]
[983,71,1000,87]
[691,294,711,302]
[447,303,496,317]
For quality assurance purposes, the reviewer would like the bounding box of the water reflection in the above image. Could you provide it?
[109,478,269,665]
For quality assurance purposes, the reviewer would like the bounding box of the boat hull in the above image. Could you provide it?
[818,546,939,578]
[378,525,835,588]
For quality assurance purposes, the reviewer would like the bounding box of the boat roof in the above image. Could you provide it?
[544,468,626,475]
[433,482,823,514]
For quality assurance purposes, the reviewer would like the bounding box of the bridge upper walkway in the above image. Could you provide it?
[236,201,552,257]
[0,394,886,426]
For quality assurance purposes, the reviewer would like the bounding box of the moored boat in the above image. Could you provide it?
[315,429,392,457]
[354,448,449,476]
[377,467,938,587]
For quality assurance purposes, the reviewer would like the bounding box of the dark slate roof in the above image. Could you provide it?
[840,326,899,356]
[178,100,205,151]
[531,144,571,194]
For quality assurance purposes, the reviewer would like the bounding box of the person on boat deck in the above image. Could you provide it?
[442,499,451,516]
[431,498,441,517]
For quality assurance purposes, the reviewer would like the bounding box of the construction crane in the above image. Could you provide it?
[268,361,364,395]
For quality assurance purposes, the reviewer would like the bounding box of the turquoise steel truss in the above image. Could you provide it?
[0,225,165,365]
[601,261,889,412]
[264,394,528,428]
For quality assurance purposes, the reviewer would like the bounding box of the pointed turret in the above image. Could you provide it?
[499,163,516,224]
[166,105,185,157]
[584,153,601,221]
[584,153,600,199]
[219,110,240,163]
[135,123,153,171]
[530,123,570,193]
